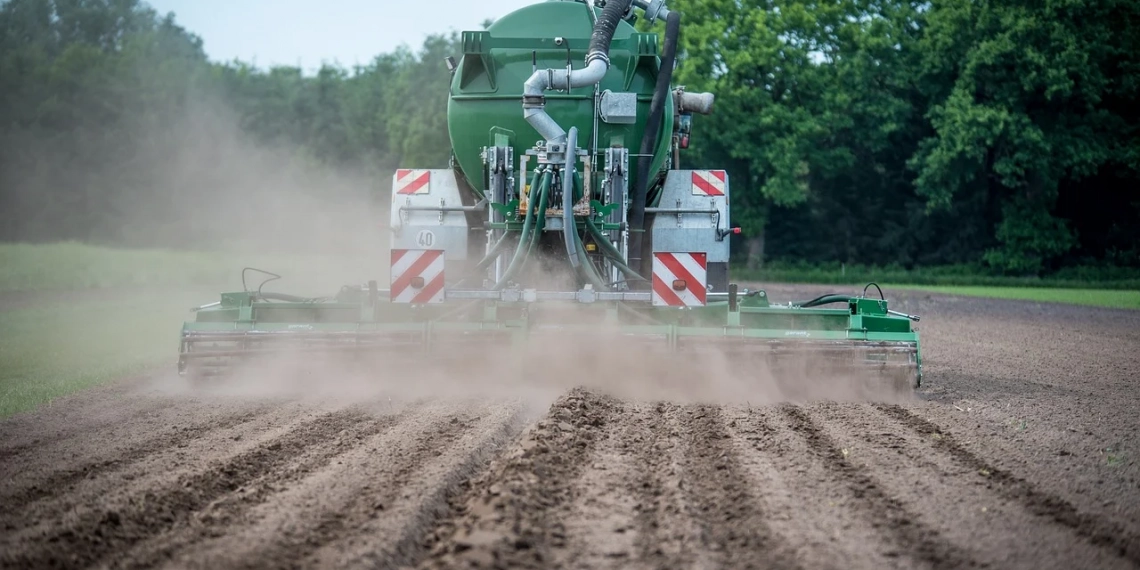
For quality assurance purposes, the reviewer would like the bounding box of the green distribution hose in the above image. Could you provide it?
[584,216,645,282]
[569,170,645,284]
[457,168,541,287]
[494,169,550,290]
[517,169,551,275]
[469,231,513,274]
[574,228,610,290]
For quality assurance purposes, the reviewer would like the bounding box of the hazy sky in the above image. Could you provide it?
[147,0,536,70]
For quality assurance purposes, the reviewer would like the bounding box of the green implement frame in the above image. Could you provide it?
[178,277,922,389]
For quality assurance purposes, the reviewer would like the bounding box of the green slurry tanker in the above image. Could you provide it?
[178,0,923,390]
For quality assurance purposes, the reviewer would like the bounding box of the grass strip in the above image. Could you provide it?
[886,285,1140,310]
[0,291,206,418]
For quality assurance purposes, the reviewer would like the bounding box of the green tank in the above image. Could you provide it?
[446,0,673,201]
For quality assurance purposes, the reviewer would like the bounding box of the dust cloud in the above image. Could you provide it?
[159,317,916,414]
[138,94,392,290]
[154,247,916,410]
[23,88,912,410]
[1,85,392,294]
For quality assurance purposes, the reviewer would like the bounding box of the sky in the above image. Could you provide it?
[147,0,536,70]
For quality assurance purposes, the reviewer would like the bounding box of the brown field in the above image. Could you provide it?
[2,286,1138,569]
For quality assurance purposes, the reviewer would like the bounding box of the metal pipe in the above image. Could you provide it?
[632,0,671,22]
[521,0,632,143]
[399,199,487,213]
[643,207,719,214]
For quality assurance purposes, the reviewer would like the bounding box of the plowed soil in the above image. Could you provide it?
[2,287,1138,569]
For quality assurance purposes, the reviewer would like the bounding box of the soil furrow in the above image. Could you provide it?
[289,415,475,568]
[418,389,617,569]
[0,401,317,533]
[875,403,1140,565]
[780,405,976,570]
[629,403,710,570]
[1,406,385,569]
[108,403,423,570]
[113,401,471,569]
[309,401,528,569]
[0,404,273,512]
[726,407,925,569]
[678,405,802,570]
[534,401,642,569]
[814,403,1136,570]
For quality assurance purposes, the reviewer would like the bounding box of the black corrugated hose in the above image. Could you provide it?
[629,10,681,279]
[588,0,634,61]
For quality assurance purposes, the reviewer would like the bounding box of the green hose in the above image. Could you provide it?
[517,170,551,274]
[560,173,609,291]
[494,169,550,290]
[582,216,644,284]
[575,226,610,290]
[795,294,854,308]
[471,231,513,274]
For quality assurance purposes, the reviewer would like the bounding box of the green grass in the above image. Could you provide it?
[884,285,1140,310]
[735,261,1140,290]
[0,242,390,418]
[0,291,206,418]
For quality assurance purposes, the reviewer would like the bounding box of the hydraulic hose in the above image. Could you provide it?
[564,127,581,268]
[494,169,549,290]
[574,228,610,290]
[628,10,681,276]
[519,168,551,273]
[584,216,646,282]
[470,230,514,275]
[795,294,854,308]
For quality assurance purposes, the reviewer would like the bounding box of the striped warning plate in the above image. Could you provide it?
[691,170,726,196]
[652,252,708,307]
[394,169,431,195]
[390,249,445,304]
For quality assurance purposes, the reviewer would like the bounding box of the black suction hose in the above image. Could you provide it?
[629,10,681,278]
[588,0,633,62]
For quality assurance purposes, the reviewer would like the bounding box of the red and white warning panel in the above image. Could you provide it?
[691,170,726,196]
[390,249,445,304]
[651,252,708,307]
[393,169,431,195]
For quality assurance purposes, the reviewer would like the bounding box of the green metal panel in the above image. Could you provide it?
[446,1,674,200]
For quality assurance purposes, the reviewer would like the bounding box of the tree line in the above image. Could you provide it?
[1,0,1136,275]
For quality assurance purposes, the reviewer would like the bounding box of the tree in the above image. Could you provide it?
[911,0,1140,274]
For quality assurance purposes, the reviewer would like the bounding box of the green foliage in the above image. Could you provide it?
[910,0,1139,273]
